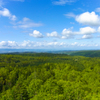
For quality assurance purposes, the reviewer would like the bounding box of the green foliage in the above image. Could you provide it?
[0,53,100,99]
[70,50,100,57]
[27,79,43,98]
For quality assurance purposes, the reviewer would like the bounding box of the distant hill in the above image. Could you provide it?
[0,49,100,57]
[49,50,100,57]
[0,49,56,54]
[70,50,100,57]
[47,50,76,54]
[0,49,78,54]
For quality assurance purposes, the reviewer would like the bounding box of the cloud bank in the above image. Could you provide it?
[0,40,99,49]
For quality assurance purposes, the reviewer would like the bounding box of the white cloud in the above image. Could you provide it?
[53,0,75,5]
[77,27,96,35]
[62,28,73,35]
[0,41,17,48]
[0,40,100,49]
[20,41,67,48]
[82,35,93,39]
[19,41,67,48]
[13,17,42,28]
[61,36,68,39]
[28,27,96,40]
[7,41,18,47]
[61,27,96,39]
[21,40,34,47]
[29,30,44,38]
[65,12,76,18]
[61,35,73,39]
[0,41,7,47]
[76,12,100,26]
[61,28,74,39]
[47,31,59,37]
[0,8,10,16]
[97,26,100,33]
[11,15,17,21]
[0,8,17,21]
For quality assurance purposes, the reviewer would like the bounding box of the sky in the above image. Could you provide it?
[0,0,100,50]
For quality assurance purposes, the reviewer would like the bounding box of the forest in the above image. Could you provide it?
[0,52,100,100]
[51,50,100,57]
[70,50,100,57]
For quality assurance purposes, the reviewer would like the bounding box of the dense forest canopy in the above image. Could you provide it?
[0,52,100,100]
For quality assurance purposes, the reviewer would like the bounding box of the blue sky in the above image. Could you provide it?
[0,0,100,50]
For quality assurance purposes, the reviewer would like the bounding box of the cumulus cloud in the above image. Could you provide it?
[76,12,100,26]
[62,28,73,35]
[29,30,44,38]
[53,0,76,5]
[21,40,35,47]
[47,31,59,37]
[97,26,100,33]
[61,28,74,39]
[77,27,96,35]
[61,27,96,39]
[0,41,18,48]
[0,8,17,21]
[13,17,42,28]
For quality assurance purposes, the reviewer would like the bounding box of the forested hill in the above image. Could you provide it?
[47,50,100,57]
[1,49,100,57]
[70,50,100,57]
[0,53,100,99]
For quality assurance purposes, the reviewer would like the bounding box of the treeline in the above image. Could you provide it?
[70,50,100,57]
[0,53,100,99]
